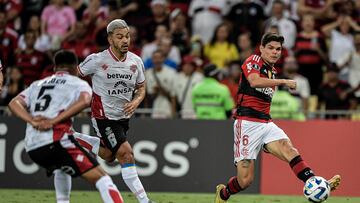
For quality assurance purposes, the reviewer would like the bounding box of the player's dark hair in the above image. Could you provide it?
[261,33,284,47]
[54,50,78,67]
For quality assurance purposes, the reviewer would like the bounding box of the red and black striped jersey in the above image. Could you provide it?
[234,54,277,122]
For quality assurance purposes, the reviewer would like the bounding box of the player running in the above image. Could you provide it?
[214,33,341,203]
[77,19,153,203]
[8,50,124,203]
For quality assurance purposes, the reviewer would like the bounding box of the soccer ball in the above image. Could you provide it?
[303,176,331,202]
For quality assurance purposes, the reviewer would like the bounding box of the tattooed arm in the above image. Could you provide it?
[124,83,146,116]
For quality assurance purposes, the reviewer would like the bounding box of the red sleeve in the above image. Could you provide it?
[241,55,263,78]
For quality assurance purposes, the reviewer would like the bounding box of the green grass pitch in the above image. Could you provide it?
[0,189,359,203]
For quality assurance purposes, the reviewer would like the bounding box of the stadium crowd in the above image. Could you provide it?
[0,0,360,120]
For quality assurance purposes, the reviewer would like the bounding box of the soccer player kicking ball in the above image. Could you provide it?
[214,33,341,203]
[77,19,154,203]
[8,50,123,203]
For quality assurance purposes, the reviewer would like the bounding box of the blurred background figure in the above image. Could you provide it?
[61,21,98,61]
[270,84,306,121]
[236,32,254,64]
[281,56,310,115]
[220,60,242,103]
[169,8,190,56]
[173,55,203,119]
[188,0,226,44]
[15,30,47,87]
[0,66,24,106]
[294,13,327,95]
[204,23,239,69]
[144,0,170,43]
[318,64,358,119]
[41,0,77,50]
[145,50,178,119]
[264,0,297,50]
[337,32,360,101]
[225,0,265,46]
[192,64,234,120]
[0,10,18,69]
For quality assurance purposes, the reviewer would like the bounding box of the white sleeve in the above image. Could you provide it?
[299,78,310,99]
[19,85,33,107]
[78,54,97,77]
[136,58,146,85]
[76,80,93,98]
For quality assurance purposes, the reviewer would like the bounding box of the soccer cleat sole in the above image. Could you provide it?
[328,174,341,191]
[215,184,227,203]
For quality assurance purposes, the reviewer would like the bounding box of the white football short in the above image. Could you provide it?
[233,119,289,163]
[73,132,100,155]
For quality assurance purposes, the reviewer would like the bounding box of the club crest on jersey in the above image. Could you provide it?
[130,64,137,73]
[102,64,108,70]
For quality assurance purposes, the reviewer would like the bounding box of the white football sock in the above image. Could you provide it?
[54,169,71,203]
[95,175,123,203]
[121,164,149,203]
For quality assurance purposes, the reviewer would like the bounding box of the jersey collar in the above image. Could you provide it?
[108,47,127,62]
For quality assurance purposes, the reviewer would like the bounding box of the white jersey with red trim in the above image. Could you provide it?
[78,48,145,120]
[19,72,92,151]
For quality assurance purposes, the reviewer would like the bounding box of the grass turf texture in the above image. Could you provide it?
[0,189,359,203]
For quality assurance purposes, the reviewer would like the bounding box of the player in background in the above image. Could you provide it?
[8,50,123,203]
[214,33,341,203]
[0,59,4,92]
[77,19,153,203]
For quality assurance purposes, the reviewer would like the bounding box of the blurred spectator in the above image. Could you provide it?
[264,0,299,21]
[294,14,327,94]
[337,32,360,100]
[264,0,297,49]
[82,0,109,39]
[189,35,207,68]
[173,55,203,119]
[15,30,46,87]
[119,0,151,29]
[0,0,22,31]
[220,60,241,103]
[204,23,239,69]
[318,64,358,119]
[282,56,311,113]
[144,36,180,69]
[41,0,77,50]
[145,50,178,119]
[143,0,170,43]
[188,0,226,43]
[297,0,337,20]
[94,8,119,50]
[68,0,87,20]
[225,0,265,45]
[192,64,234,120]
[322,15,360,63]
[18,15,51,52]
[61,21,98,61]
[20,0,46,33]
[270,85,306,121]
[0,66,24,105]
[141,24,169,63]
[237,32,254,64]
[128,25,142,57]
[0,10,18,69]
[169,8,190,56]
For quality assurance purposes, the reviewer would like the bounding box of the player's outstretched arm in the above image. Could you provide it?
[8,96,38,128]
[248,73,296,89]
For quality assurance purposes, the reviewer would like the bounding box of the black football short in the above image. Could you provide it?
[28,135,99,177]
[92,118,129,154]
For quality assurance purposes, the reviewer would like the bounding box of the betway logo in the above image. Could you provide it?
[107,73,132,80]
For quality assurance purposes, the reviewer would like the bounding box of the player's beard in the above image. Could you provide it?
[114,43,128,56]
